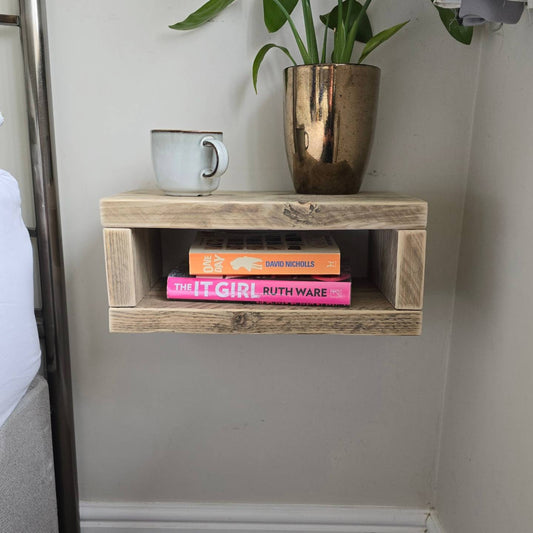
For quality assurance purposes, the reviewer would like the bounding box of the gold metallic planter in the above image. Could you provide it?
[284,64,380,194]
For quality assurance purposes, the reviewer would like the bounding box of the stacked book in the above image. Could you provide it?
[166,231,351,306]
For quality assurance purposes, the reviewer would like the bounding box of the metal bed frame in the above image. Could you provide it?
[1,2,79,532]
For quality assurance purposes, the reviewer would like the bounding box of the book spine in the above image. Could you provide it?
[167,276,351,306]
[189,252,340,275]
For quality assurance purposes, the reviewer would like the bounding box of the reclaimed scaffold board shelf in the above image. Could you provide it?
[100,190,427,335]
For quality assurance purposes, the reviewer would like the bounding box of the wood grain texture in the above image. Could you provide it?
[103,228,161,307]
[100,190,428,230]
[396,230,426,309]
[103,228,136,306]
[109,280,422,335]
[369,229,426,310]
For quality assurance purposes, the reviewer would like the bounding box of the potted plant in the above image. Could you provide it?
[170,0,471,194]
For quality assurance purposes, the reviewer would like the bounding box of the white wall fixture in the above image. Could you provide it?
[80,502,431,533]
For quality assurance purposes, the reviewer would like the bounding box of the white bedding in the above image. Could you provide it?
[0,169,41,428]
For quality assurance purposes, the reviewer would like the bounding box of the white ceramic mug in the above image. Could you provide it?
[151,130,229,196]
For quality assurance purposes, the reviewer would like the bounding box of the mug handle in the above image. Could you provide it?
[201,136,229,179]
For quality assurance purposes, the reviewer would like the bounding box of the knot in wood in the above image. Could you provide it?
[282,202,321,225]
[231,312,253,330]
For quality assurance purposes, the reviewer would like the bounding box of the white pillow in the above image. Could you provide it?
[0,169,41,428]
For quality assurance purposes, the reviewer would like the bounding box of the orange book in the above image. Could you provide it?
[189,231,340,275]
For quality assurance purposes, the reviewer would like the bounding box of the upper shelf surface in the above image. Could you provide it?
[100,190,427,230]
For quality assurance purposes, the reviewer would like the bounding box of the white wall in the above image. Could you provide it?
[39,0,481,506]
[435,19,533,533]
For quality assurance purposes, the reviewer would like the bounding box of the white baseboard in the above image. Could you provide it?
[80,502,432,533]
[425,512,446,533]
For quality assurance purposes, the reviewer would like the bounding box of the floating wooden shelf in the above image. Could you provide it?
[100,190,427,335]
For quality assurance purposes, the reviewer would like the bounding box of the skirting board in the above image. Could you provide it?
[80,502,439,533]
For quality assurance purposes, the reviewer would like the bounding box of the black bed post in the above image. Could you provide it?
[18,1,80,531]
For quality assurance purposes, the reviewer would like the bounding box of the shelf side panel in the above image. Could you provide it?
[396,230,426,309]
[369,229,426,310]
[103,228,161,307]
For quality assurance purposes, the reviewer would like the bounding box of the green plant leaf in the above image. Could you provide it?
[331,0,346,63]
[263,0,299,32]
[270,0,311,64]
[252,43,296,93]
[169,0,236,30]
[321,13,330,63]
[433,4,473,45]
[358,20,409,63]
[320,0,372,43]
[302,0,319,63]
[340,0,372,63]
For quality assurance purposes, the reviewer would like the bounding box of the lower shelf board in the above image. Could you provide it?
[108,279,422,335]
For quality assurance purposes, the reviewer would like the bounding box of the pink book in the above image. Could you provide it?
[167,266,351,306]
